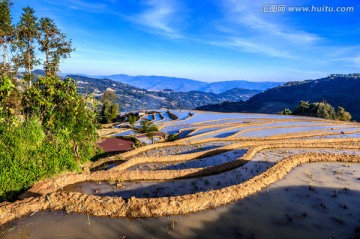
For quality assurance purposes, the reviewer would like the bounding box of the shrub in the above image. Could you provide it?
[287,100,352,121]
[280,108,292,115]
[0,118,80,201]
[167,134,178,142]
[0,76,98,201]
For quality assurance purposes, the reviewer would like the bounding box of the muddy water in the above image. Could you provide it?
[143,141,232,157]
[1,162,360,239]
[63,149,360,199]
[129,149,248,171]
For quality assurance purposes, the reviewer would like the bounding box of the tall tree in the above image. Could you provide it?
[15,7,39,83]
[99,90,118,123]
[140,120,159,144]
[39,17,74,76]
[0,0,13,77]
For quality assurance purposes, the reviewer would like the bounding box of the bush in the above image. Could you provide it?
[167,134,178,142]
[0,118,81,201]
[288,100,352,121]
[336,106,352,121]
[280,108,292,115]
[0,76,98,201]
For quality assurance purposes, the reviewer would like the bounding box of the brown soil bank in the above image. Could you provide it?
[24,139,360,195]
[1,153,359,226]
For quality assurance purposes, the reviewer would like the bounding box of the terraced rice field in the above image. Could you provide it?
[1,111,360,239]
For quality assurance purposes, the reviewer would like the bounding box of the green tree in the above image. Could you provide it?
[100,90,116,104]
[140,120,158,144]
[99,90,118,123]
[292,100,350,121]
[314,102,336,120]
[292,101,310,116]
[39,17,74,76]
[336,106,352,121]
[0,2,99,201]
[0,0,13,77]
[22,76,97,159]
[101,101,118,123]
[128,113,137,127]
[14,7,40,83]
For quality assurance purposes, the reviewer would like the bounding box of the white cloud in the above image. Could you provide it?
[42,0,108,13]
[213,0,321,58]
[129,0,185,39]
[209,37,293,58]
[352,55,360,67]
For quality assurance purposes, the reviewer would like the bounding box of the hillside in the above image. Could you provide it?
[197,74,360,121]
[70,75,260,111]
[94,74,283,93]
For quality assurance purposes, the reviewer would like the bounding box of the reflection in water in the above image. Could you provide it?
[1,162,360,239]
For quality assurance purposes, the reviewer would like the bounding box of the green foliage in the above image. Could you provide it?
[167,134,178,142]
[0,2,97,202]
[280,108,292,115]
[0,118,82,201]
[0,0,14,77]
[0,75,21,120]
[291,100,351,121]
[0,77,98,201]
[100,90,118,123]
[39,17,74,76]
[100,102,118,123]
[0,0,12,38]
[128,113,137,126]
[0,75,14,101]
[100,90,116,104]
[140,120,159,144]
[22,76,97,156]
[336,106,352,121]
[15,6,40,77]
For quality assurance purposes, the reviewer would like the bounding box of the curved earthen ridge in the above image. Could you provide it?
[1,153,359,226]
[1,116,360,226]
[89,128,360,171]
[25,139,360,195]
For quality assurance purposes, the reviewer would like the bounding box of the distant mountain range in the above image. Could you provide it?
[197,74,360,121]
[91,74,284,93]
[69,75,261,111]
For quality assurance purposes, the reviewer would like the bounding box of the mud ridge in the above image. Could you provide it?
[1,153,360,225]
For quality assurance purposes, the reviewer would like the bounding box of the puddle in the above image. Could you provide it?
[195,129,240,139]
[311,132,360,139]
[236,125,348,137]
[130,149,247,171]
[63,149,360,199]
[2,162,360,239]
[142,142,232,157]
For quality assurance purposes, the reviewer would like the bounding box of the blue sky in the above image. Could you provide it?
[10,0,360,82]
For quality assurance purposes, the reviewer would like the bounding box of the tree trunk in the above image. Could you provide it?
[27,41,32,87]
[2,42,6,70]
[45,48,49,77]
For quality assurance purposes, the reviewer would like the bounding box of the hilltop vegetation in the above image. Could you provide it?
[280,100,352,121]
[197,74,360,121]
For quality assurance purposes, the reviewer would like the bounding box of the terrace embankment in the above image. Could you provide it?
[22,138,360,195]
[1,153,360,226]
[1,115,360,227]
